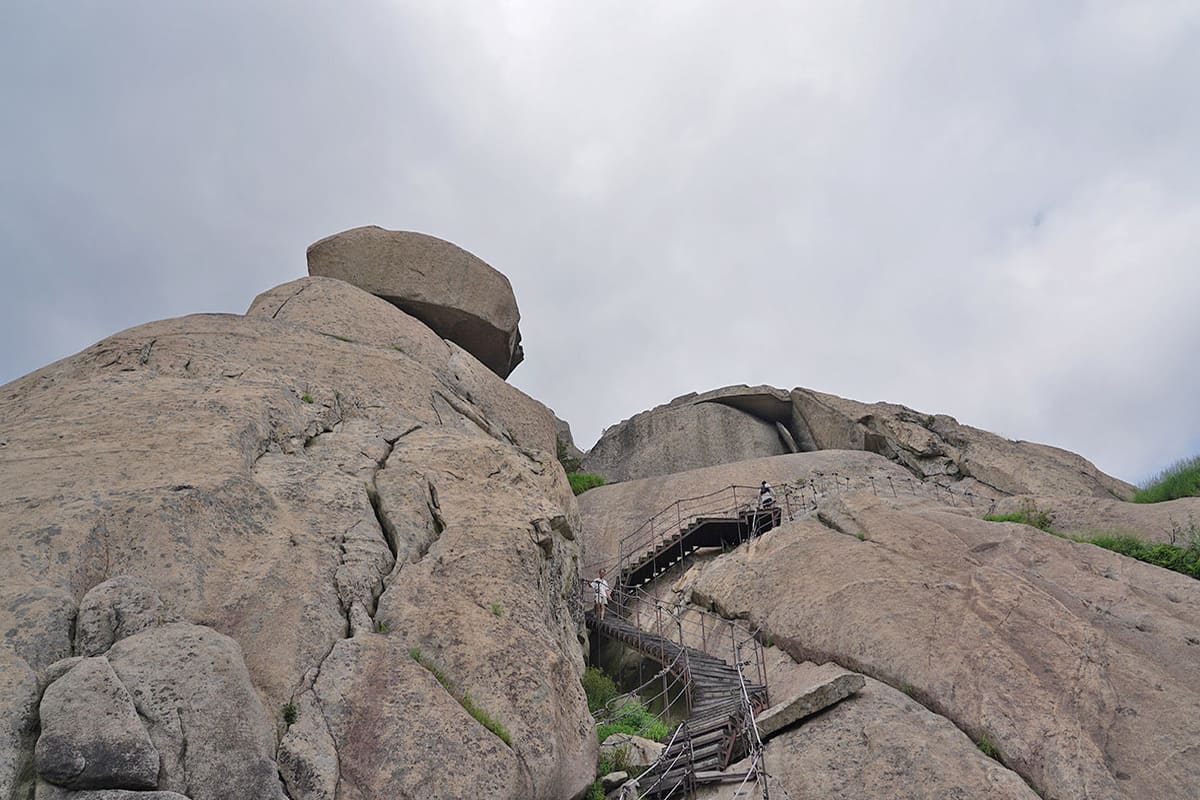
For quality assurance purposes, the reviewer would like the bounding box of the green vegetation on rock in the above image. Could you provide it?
[568,472,607,495]
[1083,534,1200,580]
[984,501,1056,533]
[582,666,619,713]
[596,701,670,743]
[1134,455,1200,503]
[410,647,512,745]
[985,503,1200,581]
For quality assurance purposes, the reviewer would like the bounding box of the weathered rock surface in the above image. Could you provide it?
[106,624,284,799]
[584,383,1133,500]
[582,399,790,482]
[36,786,191,800]
[600,733,663,774]
[288,636,525,800]
[76,576,173,657]
[754,664,864,739]
[1,584,75,677]
[306,226,524,377]
[0,649,39,800]
[248,276,554,452]
[35,657,158,790]
[680,492,1200,799]
[371,426,595,800]
[1,275,589,798]
[787,387,1134,498]
[696,678,1041,800]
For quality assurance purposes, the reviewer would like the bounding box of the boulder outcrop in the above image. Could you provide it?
[583,384,1134,500]
[582,400,790,482]
[0,275,590,799]
[35,657,159,790]
[306,226,524,378]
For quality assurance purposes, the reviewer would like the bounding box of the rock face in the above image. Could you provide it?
[705,679,1042,800]
[754,664,864,739]
[0,274,590,798]
[678,491,1200,799]
[35,657,158,790]
[582,400,790,482]
[583,384,1134,500]
[306,226,524,378]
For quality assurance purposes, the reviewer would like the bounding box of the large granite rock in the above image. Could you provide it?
[35,657,158,790]
[0,649,39,800]
[0,276,589,798]
[36,788,192,800]
[694,679,1041,800]
[76,576,174,658]
[582,383,1134,499]
[248,276,553,452]
[306,226,524,378]
[582,397,790,482]
[787,387,1134,499]
[106,624,284,799]
[679,492,1200,799]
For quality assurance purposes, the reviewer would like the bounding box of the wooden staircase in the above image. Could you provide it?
[588,608,769,798]
[587,491,782,798]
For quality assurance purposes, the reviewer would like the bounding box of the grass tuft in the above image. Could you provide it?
[568,472,607,496]
[1134,456,1200,503]
[984,500,1055,533]
[281,703,297,726]
[409,647,512,745]
[976,735,1000,760]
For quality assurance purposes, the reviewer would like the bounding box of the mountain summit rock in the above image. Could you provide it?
[307,225,524,378]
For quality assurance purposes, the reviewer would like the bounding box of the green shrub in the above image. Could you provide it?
[301,393,314,404]
[1083,534,1200,580]
[281,703,297,726]
[568,472,607,495]
[1134,456,1200,503]
[984,500,1055,533]
[596,700,670,743]
[586,781,605,800]
[410,647,512,745]
[490,602,504,617]
[582,666,619,713]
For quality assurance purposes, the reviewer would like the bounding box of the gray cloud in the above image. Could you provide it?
[2,2,1198,483]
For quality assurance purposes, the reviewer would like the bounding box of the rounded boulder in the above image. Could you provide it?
[306,226,524,378]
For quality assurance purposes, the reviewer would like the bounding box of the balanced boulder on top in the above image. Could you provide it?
[306,225,524,378]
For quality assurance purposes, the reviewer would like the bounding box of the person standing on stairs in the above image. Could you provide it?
[759,481,775,508]
[591,568,611,621]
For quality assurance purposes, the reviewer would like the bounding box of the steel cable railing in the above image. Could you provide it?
[590,471,1002,577]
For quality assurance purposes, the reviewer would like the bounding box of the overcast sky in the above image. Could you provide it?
[3,2,1198,484]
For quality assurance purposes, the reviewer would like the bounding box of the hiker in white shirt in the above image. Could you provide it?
[591,568,611,620]
[759,481,776,508]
